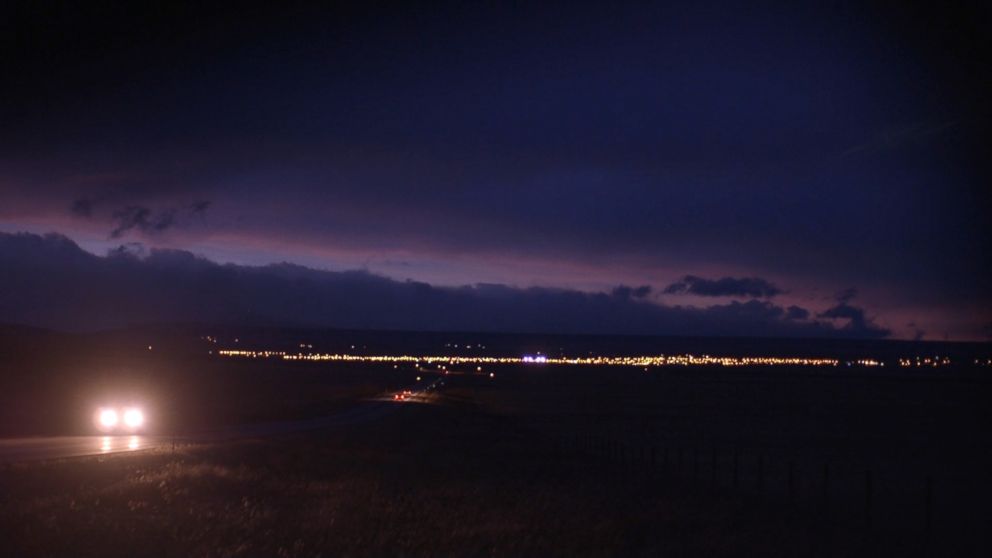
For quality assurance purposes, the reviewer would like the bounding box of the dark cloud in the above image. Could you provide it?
[107,242,147,259]
[110,206,166,238]
[785,305,810,320]
[0,232,888,339]
[663,276,783,298]
[818,303,886,336]
[611,285,652,300]
[817,290,889,338]
[108,202,210,239]
[836,288,858,304]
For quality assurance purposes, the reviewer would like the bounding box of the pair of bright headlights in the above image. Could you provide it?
[96,407,145,431]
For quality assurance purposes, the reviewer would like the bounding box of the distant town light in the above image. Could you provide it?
[522,355,547,364]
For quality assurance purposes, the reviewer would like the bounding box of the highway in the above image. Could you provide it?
[0,433,175,462]
[0,378,444,463]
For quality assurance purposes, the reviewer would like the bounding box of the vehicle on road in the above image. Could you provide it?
[94,406,145,433]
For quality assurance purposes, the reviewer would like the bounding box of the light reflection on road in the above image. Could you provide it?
[99,435,144,453]
[4,394,415,463]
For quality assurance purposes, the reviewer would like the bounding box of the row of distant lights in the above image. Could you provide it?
[898,356,953,367]
[218,349,288,358]
[219,349,844,367]
[445,343,487,350]
[209,338,992,369]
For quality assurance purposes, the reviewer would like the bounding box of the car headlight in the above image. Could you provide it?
[98,408,119,428]
[123,408,144,429]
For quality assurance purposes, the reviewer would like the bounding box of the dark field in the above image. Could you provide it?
[2,404,832,558]
[0,328,989,556]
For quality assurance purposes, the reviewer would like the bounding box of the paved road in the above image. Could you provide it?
[0,434,172,462]
[0,378,445,463]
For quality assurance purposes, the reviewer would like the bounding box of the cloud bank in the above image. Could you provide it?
[0,232,889,339]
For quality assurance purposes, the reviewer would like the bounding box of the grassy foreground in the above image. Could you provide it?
[0,402,870,558]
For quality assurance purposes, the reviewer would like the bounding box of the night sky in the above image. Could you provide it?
[1,2,989,340]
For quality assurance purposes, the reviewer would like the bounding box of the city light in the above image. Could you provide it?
[220,349,844,367]
[214,347,988,370]
[898,356,953,367]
